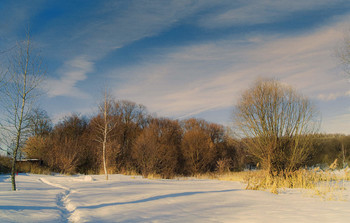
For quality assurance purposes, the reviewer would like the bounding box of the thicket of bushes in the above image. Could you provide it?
[20,100,246,177]
[0,156,11,173]
[310,134,350,168]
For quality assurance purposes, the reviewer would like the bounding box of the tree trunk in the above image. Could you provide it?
[103,95,109,180]
[11,154,17,191]
[11,92,25,191]
[342,142,346,168]
[103,133,108,180]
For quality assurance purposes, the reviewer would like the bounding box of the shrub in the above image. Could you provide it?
[0,156,11,173]
[132,118,182,178]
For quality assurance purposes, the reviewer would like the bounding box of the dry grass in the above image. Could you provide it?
[17,163,51,175]
[118,169,139,176]
[192,167,350,200]
[143,173,164,180]
[193,171,249,182]
[99,167,163,180]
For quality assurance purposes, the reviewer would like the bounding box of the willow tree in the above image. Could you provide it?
[2,31,45,190]
[233,79,318,174]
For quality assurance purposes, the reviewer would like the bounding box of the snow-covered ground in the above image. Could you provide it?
[0,174,349,223]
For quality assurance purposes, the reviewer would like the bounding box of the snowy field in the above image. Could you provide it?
[0,174,350,223]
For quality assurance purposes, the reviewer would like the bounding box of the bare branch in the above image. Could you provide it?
[233,79,319,173]
[0,29,46,190]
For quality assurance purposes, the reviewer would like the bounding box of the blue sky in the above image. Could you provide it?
[0,0,349,134]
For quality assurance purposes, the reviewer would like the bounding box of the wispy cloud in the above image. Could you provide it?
[45,56,93,98]
[197,0,348,28]
[36,1,215,99]
[112,14,350,121]
[0,1,48,53]
[0,1,44,37]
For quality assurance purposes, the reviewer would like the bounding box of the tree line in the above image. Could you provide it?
[22,101,244,178]
[12,96,350,179]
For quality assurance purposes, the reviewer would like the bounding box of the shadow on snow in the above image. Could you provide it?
[79,189,240,209]
[0,205,57,211]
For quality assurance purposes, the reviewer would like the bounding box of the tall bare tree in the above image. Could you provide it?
[92,89,118,180]
[1,31,45,190]
[233,79,319,174]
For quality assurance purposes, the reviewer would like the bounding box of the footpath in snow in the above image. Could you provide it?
[0,174,350,223]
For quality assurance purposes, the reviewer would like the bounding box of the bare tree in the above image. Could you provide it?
[27,107,52,137]
[1,30,45,190]
[233,79,319,174]
[92,89,118,180]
